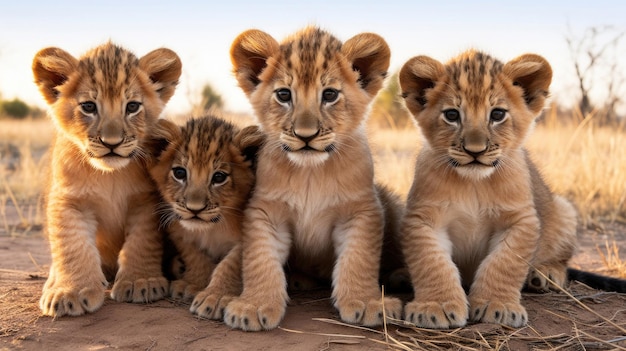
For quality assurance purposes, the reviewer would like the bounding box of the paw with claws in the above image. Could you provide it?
[526,265,567,292]
[403,287,469,329]
[169,280,201,302]
[336,296,403,326]
[190,288,235,320]
[110,275,168,303]
[40,268,108,317]
[468,294,527,327]
[223,297,286,331]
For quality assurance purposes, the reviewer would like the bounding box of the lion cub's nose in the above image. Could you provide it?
[294,128,320,143]
[462,144,488,158]
[99,135,124,149]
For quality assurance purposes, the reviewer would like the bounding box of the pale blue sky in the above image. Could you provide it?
[0,1,624,115]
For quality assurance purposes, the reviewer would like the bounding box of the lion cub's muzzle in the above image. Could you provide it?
[87,132,138,171]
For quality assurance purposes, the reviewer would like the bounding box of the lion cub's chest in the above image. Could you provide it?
[439,186,519,283]
[288,186,341,252]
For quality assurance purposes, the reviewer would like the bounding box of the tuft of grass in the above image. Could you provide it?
[369,112,626,227]
[0,118,52,235]
[596,240,626,278]
[527,111,626,226]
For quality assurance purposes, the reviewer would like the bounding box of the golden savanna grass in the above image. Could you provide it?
[0,118,53,233]
[0,111,625,231]
[370,110,626,227]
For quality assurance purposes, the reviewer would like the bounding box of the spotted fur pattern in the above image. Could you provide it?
[32,42,182,317]
[398,50,578,328]
[223,27,403,331]
[150,116,263,320]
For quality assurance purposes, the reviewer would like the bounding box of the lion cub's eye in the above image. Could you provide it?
[322,88,339,103]
[172,167,187,182]
[211,171,228,185]
[275,89,292,103]
[490,108,507,123]
[80,101,97,114]
[443,109,460,123]
[126,101,142,114]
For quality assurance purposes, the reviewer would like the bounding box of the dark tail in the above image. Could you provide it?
[567,268,626,293]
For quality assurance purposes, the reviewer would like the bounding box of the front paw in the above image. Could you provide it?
[169,280,200,301]
[336,296,403,326]
[190,289,234,320]
[111,276,168,303]
[469,296,527,327]
[223,297,286,331]
[526,265,567,292]
[404,299,468,328]
[40,276,108,317]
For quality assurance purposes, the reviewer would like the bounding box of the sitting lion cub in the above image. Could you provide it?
[150,116,263,319]
[223,26,403,331]
[398,50,578,328]
[32,42,182,317]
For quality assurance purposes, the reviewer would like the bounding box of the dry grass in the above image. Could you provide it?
[280,282,626,351]
[369,113,626,227]
[0,118,53,235]
[528,110,626,226]
[1,112,625,231]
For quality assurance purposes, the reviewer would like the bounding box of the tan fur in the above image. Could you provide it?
[32,42,182,317]
[224,26,403,331]
[398,50,577,328]
[149,116,263,320]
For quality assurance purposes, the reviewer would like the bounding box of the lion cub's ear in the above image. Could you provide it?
[235,125,265,168]
[154,118,182,143]
[148,118,183,161]
[32,47,79,104]
[139,48,183,104]
[230,29,280,96]
[342,33,391,97]
[503,54,552,115]
[147,118,183,178]
[399,56,446,116]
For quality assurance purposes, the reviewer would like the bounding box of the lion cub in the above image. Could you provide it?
[398,50,578,328]
[150,116,263,319]
[32,42,182,316]
[223,27,403,331]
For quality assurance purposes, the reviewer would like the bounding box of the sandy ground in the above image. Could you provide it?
[1,220,626,350]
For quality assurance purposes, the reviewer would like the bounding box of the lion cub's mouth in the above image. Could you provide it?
[450,158,500,168]
[178,214,221,232]
[282,144,334,153]
[101,152,128,158]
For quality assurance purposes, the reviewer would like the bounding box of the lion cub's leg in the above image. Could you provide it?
[468,214,540,328]
[331,207,402,326]
[403,222,469,328]
[111,192,168,303]
[527,196,578,291]
[169,243,214,302]
[223,206,290,331]
[191,244,243,320]
[40,197,108,317]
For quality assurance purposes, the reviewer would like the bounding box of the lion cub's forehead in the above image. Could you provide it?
[445,50,505,106]
[278,27,343,85]
[180,118,236,164]
[77,42,140,98]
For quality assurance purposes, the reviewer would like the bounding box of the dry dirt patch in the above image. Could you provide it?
[1,224,625,351]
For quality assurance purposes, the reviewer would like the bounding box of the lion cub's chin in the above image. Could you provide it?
[89,156,131,172]
[179,218,219,232]
[454,164,496,181]
[287,150,330,167]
